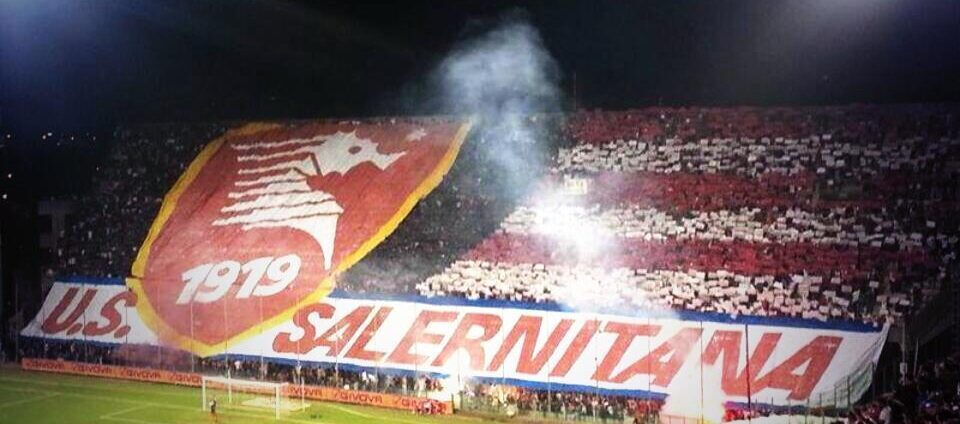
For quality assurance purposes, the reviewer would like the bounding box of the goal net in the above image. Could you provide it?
[201,376,306,418]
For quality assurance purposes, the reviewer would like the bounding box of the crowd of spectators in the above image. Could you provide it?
[850,355,960,423]
[419,203,958,323]
[54,123,227,279]
[18,338,444,398]
[420,105,960,326]
[420,261,938,324]
[461,383,659,422]
[565,105,958,145]
[555,135,957,177]
[497,204,950,250]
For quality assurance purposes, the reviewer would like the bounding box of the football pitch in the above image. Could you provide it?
[0,368,486,424]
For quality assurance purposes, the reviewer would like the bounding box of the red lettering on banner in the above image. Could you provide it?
[702,331,781,396]
[387,310,458,366]
[592,322,661,381]
[487,317,573,374]
[550,320,601,378]
[41,287,97,335]
[315,306,373,356]
[702,330,748,394]
[609,327,702,386]
[272,303,335,354]
[83,291,137,338]
[752,336,843,400]
[432,313,502,370]
[345,307,393,362]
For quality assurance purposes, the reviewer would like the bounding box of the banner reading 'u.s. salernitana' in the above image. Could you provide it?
[23,279,887,407]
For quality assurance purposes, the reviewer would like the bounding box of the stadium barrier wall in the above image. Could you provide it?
[286,384,451,414]
[21,358,451,414]
[22,357,201,387]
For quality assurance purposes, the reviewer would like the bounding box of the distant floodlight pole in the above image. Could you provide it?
[572,71,579,111]
[745,322,753,423]
[547,369,552,418]
[296,303,304,409]
[699,319,705,424]
[594,314,600,421]
[124,289,131,365]
[334,332,340,384]
[501,312,507,387]
[413,305,419,394]
[646,315,652,400]
[12,243,18,363]
[81,281,88,363]
[259,295,265,381]
[223,295,229,379]
[456,347,463,395]
[189,300,195,373]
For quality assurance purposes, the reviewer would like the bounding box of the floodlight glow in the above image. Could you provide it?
[531,205,615,260]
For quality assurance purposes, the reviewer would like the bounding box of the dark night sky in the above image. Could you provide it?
[0,0,959,134]
[0,0,958,338]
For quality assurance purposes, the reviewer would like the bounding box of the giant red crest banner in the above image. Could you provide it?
[128,120,471,355]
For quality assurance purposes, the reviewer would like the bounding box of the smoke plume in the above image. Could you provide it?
[344,15,564,293]
[432,13,563,198]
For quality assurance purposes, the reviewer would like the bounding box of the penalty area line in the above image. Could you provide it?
[100,405,164,424]
[325,403,374,418]
[100,417,163,424]
[329,404,456,424]
[0,384,328,424]
[0,392,57,409]
[100,405,151,420]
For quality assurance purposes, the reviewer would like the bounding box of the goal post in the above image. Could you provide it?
[201,375,288,419]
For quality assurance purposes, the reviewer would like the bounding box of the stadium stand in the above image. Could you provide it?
[847,354,960,424]
[29,105,960,421]
[421,105,960,326]
[54,123,227,279]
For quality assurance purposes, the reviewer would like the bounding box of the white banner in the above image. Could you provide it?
[22,281,155,345]
[23,281,887,408]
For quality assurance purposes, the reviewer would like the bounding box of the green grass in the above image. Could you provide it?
[0,368,487,424]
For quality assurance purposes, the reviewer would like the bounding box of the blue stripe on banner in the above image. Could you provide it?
[468,377,669,400]
[58,276,126,286]
[328,289,884,333]
[726,400,807,413]
[19,335,123,349]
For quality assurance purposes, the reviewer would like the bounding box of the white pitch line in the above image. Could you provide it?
[0,381,330,424]
[328,403,455,424]
[0,376,195,400]
[100,405,162,424]
[0,392,57,409]
[101,417,164,424]
[327,403,374,418]
[100,405,150,419]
